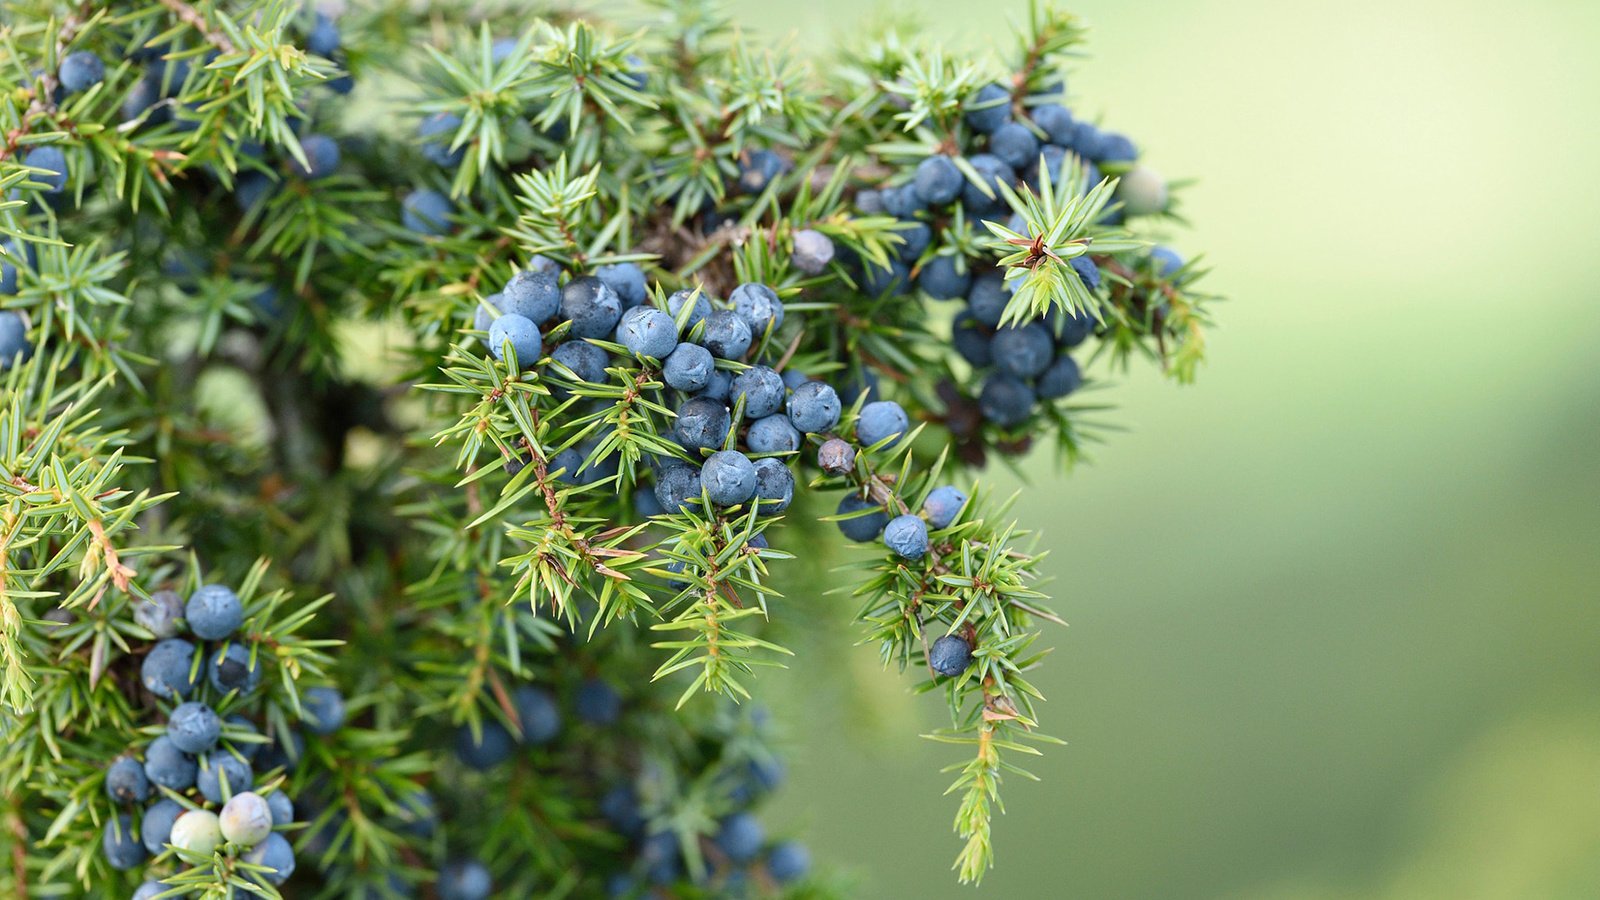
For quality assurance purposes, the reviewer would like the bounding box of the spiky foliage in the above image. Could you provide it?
[0,0,1215,894]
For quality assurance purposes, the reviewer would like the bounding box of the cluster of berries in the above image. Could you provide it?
[102,583,346,893]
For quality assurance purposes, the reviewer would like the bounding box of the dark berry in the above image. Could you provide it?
[675,396,731,451]
[913,155,963,205]
[57,51,105,94]
[835,493,887,542]
[715,812,764,863]
[1030,104,1075,145]
[511,685,562,745]
[730,283,784,338]
[786,381,840,434]
[438,858,493,900]
[141,798,184,855]
[134,589,185,638]
[701,450,757,506]
[242,832,295,886]
[289,134,340,180]
[700,309,752,359]
[978,374,1037,427]
[746,415,801,453]
[918,255,971,300]
[1036,355,1083,399]
[185,584,243,641]
[988,122,1040,171]
[551,340,609,385]
[855,400,909,448]
[961,154,1014,214]
[753,457,794,513]
[141,638,198,699]
[168,701,223,759]
[454,720,514,770]
[402,189,454,236]
[991,323,1054,379]
[106,756,150,804]
[663,342,714,392]
[561,276,623,339]
[929,634,974,677]
[666,289,712,330]
[575,678,622,725]
[883,514,929,561]
[196,749,252,803]
[965,83,1012,134]
[952,313,993,367]
[143,735,197,791]
[616,305,677,360]
[654,465,702,514]
[102,814,146,870]
[501,268,562,324]
[730,365,785,419]
[597,262,649,309]
[417,111,465,167]
[207,643,261,696]
[301,686,345,735]
[923,486,967,530]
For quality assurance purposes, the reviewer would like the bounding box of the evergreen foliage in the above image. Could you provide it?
[0,0,1216,895]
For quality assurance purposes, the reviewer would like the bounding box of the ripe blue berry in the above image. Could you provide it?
[234,172,276,212]
[266,790,294,827]
[654,464,702,513]
[730,365,784,419]
[753,457,794,513]
[220,792,274,846]
[966,274,1010,327]
[979,374,1037,427]
[991,323,1054,379]
[988,121,1040,171]
[141,638,198,700]
[143,735,198,791]
[701,450,757,506]
[1117,164,1168,216]
[923,486,967,530]
[102,814,146,870]
[501,268,561,324]
[855,400,909,448]
[883,514,929,561]
[289,134,340,180]
[134,589,185,638]
[417,111,465,168]
[699,309,752,359]
[914,155,963,205]
[918,255,971,300]
[675,396,731,451]
[575,678,622,725]
[663,342,714,392]
[597,262,649,309]
[1097,131,1138,162]
[1,238,35,295]
[185,584,243,641]
[401,189,454,235]
[616,306,677,360]
[698,367,733,402]
[243,832,296,886]
[929,634,974,677]
[454,720,514,770]
[716,812,765,863]
[142,798,184,854]
[1151,245,1184,278]
[1048,303,1097,350]
[57,51,104,94]
[952,313,993,368]
[746,415,801,453]
[439,858,493,900]
[1031,104,1076,145]
[1036,355,1083,399]
[786,381,840,434]
[780,368,809,392]
[23,146,67,193]
[641,831,681,885]
[301,686,346,735]
[551,340,609,385]
[816,438,855,475]
[738,149,785,193]
[895,221,932,263]
[133,882,166,900]
[835,494,888,542]
[881,182,924,219]
[561,276,623,339]
[767,841,811,883]
[1069,255,1102,291]
[666,289,712,330]
[791,229,835,275]
[600,784,645,837]
[512,685,562,745]
[965,83,1012,134]
[106,756,150,804]
[730,283,784,338]
[862,258,909,296]
[254,729,305,774]
[207,643,261,696]
[224,715,262,762]
[961,154,1014,214]
[197,749,252,803]
[306,14,342,56]
[1025,143,1069,191]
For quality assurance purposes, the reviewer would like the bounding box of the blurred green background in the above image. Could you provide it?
[729,0,1600,896]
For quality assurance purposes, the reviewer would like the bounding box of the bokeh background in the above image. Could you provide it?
[724,0,1600,896]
